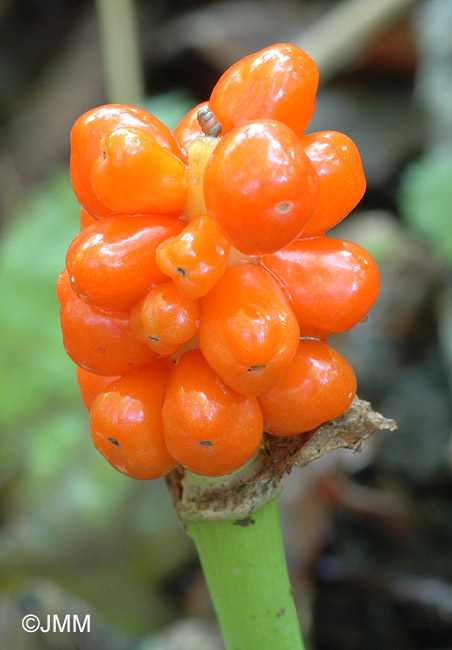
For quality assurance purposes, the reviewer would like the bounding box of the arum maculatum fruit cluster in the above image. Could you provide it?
[59,43,380,480]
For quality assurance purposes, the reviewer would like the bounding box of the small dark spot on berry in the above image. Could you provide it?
[199,440,213,447]
[127,362,134,366]
[147,335,160,342]
[102,149,106,160]
[108,437,120,447]
[98,346,106,353]
[175,266,188,277]
[276,608,286,618]
[275,201,293,214]
[248,364,266,372]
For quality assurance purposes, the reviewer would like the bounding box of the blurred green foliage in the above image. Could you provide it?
[398,155,452,265]
[0,170,80,435]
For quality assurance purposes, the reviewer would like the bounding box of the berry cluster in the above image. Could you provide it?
[59,43,380,480]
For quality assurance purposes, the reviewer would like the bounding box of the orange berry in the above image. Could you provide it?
[300,131,366,237]
[56,268,75,305]
[70,104,184,218]
[263,237,380,338]
[198,264,300,395]
[258,339,356,436]
[91,126,187,215]
[129,280,200,356]
[156,214,230,299]
[162,349,263,477]
[209,43,318,136]
[76,366,120,411]
[66,214,184,310]
[80,207,97,229]
[90,359,178,480]
[203,120,319,255]
[60,294,156,376]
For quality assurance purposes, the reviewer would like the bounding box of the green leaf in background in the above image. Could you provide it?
[0,170,81,434]
[398,155,452,264]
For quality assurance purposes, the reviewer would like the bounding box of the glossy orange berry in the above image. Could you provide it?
[198,264,300,395]
[203,120,319,255]
[66,214,184,310]
[258,339,356,436]
[90,126,187,216]
[209,43,318,136]
[156,214,230,299]
[263,237,380,339]
[162,349,263,477]
[300,131,366,237]
[90,359,178,480]
[70,104,185,218]
[76,366,120,412]
[129,280,200,356]
[80,207,97,229]
[60,294,156,376]
[56,268,75,305]
[173,101,208,155]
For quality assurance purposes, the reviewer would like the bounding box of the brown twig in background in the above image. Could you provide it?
[297,0,420,81]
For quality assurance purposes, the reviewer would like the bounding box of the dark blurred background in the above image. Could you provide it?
[1,1,452,649]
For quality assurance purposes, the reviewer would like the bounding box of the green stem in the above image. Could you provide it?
[95,0,145,106]
[185,496,306,650]
[167,401,392,648]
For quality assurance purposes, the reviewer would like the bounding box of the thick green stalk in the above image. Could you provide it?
[185,496,306,650]
[167,401,393,648]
